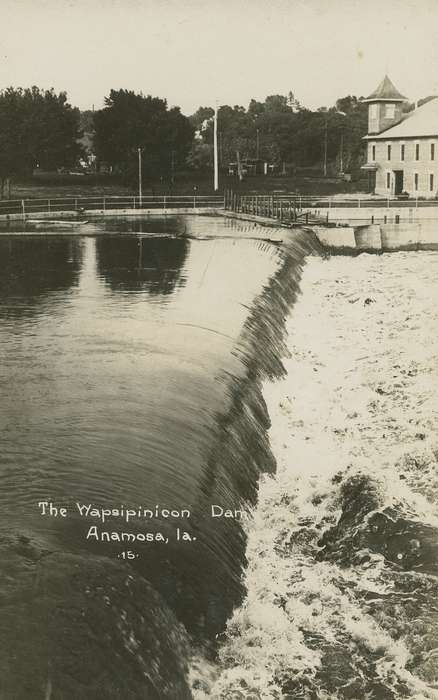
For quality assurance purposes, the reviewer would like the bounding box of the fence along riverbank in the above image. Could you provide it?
[0,194,225,220]
[2,190,438,221]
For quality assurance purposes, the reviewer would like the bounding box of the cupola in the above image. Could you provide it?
[363,76,407,134]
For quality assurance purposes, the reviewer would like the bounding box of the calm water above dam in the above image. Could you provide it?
[0,216,311,698]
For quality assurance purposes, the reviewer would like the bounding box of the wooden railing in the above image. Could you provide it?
[224,191,328,224]
[224,190,438,224]
[225,191,438,211]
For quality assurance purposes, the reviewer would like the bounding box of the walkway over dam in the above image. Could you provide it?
[225,191,438,223]
[224,192,438,251]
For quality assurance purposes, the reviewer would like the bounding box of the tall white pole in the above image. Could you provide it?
[214,105,219,191]
[138,147,142,207]
[340,132,344,174]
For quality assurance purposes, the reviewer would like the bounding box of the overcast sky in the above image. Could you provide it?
[1,0,438,114]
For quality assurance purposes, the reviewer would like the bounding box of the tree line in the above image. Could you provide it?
[0,87,81,196]
[0,84,430,196]
[188,93,368,176]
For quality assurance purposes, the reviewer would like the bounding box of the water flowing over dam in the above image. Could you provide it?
[192,250,438,700]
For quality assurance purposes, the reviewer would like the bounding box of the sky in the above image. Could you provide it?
[1,0,438,115]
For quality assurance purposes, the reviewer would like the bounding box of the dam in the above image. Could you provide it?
[0,214,437,699]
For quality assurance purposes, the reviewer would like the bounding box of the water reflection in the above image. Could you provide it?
[95,235,188,294]
[0,236,82,319]
[97,215,187,236]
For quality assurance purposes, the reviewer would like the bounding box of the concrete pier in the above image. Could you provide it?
[313,220,438,252]
[354,225,382,250]
[312,226,356,249]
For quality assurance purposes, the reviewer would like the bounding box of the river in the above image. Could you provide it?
[1,217,436,699]
[0,215,317,698]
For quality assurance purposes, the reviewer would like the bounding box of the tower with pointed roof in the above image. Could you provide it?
[362,76,438,198]
[363,75,407,134]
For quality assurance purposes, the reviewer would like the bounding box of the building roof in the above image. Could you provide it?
[364,96,438,140]
[363,75,407,103]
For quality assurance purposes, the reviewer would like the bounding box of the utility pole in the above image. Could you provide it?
[336,111,346,175]
[236,150,243,182]
[214,104,219,191]
[256,129,260,159]
[171,150,175,186]
[138,148,142,207]
[323,116,328,177]
[340,132,344,174]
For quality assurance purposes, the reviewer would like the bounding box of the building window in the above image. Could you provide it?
[387,144,391,161]
[414,173,419,191]
[385,104,395,119]
[371,144,376,161]
[431,143,435,161]
[415,143,420,160]
[430,173,434,192]
[370,104,378,119]
[401,144,405,161]
[386,172,391,189]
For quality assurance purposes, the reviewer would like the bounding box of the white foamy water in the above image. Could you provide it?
[191,251,438,700]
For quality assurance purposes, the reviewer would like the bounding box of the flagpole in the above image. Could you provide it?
[214,103,219,191]
[138,148,142,207]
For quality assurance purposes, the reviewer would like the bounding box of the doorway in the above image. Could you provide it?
[394,170,404,195]
[367,171,376,193]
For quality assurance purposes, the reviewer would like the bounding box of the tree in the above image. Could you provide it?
[93,90,194,180]
[0,86,82,195]
[193,104,254,165]
[186,142,213,170]
[247,99,265,119]
[263,94,292,113]
[78,110,96,165]
[247,94,303,164]
[189,106,214,131]
[333,97,368,174]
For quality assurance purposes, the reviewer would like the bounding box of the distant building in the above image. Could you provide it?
[362,75,438,198]
[227,159,267,177]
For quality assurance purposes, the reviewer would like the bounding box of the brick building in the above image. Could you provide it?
[362,76,438,198]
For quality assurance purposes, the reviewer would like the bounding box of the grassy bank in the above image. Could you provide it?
[3,171,369,201]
